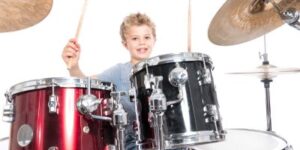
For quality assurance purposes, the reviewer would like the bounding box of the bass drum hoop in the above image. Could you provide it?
[188,128,292,150]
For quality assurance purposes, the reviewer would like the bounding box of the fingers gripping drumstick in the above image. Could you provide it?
[67,0,89,69]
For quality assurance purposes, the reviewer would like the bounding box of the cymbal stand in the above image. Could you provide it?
[261,77,273,131]
[259,36,293,149]
[260,35,272,131]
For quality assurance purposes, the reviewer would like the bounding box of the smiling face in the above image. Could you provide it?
[120,13,156,65]
[123,25,156,65]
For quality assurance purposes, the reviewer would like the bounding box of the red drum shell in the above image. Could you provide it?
[8,77,114,150]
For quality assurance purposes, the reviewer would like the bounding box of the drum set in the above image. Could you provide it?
[2,0,300,150]
[2,51,296,150]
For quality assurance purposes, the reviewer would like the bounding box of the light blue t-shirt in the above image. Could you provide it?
[96,62,136,149]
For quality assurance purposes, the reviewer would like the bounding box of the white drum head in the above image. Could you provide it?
[189,129,291,150]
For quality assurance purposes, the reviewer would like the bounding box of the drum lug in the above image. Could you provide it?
[199,53,212,85]
[197,68,212,85]
[203,104,222,136]
[48,80,59,114]
[3,91,15,122]
[128,87,136,102]
[48,95,58,114]
[144,74,153,91]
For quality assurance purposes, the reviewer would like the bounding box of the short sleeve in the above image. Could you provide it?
[95,64,121,83]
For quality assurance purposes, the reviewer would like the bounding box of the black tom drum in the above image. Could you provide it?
[130,52,225,149]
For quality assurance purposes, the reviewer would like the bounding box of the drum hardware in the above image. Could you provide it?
[281,7,300,29]
[77,77,112,121]
[148,76,167,150]
[269,0,300,30]
[48,81,58,114]
[228,35,300,132]
[3,91,14,122]
[48,147,59,150]
[145,64,184,106]
[128,86,140,139]
[17,124,33,147]
[128,85,143,143]
[0,137,9,142]
[259,45,273,132]
[167,63,188,106]
[203,104,221,137]
[144,63,153,92]
[168,63,188,87]
[146,57,160,66]
[200,54,220,135]
[129,87,137,102]
[261,78,273,131]
[110,91,128,150]
[77,78,128,150]
[165,93,183,106]
[282,8,300,29]
[208,0,300,45]
[82,126,90,133]
[188,129,293,150]
[0,0,53,32]
[259,49,275,132]
[197,69,212,86]
[198,55,212,85]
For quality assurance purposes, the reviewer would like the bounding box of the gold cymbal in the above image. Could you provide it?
[0,0,53,32]
[227,64,300,79]
[208,0,300,45]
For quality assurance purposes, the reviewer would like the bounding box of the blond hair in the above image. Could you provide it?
[120,12,156,42]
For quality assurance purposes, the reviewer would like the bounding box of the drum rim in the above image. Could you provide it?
[188,128,291,149]
[225,128,289,144]
[8,77,115,95]
[132,52,214,75]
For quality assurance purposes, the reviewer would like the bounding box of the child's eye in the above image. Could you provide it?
[132,37,138,40]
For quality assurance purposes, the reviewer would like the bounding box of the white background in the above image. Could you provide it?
[1,0,299,149]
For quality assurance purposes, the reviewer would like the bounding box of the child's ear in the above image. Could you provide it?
[122,41,127,47]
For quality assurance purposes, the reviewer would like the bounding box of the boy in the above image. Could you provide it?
[62,12,156,149]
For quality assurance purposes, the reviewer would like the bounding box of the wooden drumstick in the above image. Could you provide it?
[75,0,89,39]
[67,0,89,69]
[187,0,192,52]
